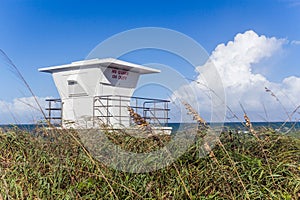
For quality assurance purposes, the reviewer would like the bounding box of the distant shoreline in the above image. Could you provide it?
[1,121,299,131]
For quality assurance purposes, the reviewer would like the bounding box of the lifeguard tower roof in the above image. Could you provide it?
[38,58,160,74]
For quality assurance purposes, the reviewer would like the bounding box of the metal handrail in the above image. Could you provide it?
[45,98,62,125]
[45,95,170,127]
[93,95,170,127]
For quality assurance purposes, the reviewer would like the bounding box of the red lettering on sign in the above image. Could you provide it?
[118,71,128,75]
[111,69,129,80]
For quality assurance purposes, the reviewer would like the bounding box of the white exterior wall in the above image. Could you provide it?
[51,65,140,128]
[97,67,140,127]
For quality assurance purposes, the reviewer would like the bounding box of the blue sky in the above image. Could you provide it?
[0,0,300,123]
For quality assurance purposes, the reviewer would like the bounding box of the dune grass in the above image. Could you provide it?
[0,126,299,200]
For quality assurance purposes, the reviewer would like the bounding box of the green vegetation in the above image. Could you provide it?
[0,127,299,199]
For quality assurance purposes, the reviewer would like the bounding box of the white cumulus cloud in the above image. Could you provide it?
[177,30,300,122]
[291,40,300,45]
[0,96,51,124]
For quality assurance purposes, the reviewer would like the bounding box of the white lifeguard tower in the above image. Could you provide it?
[39,58,171,134]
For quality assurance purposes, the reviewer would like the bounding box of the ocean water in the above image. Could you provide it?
[170,122,300,132]
[0,124,45,132]
[1,122,299,133]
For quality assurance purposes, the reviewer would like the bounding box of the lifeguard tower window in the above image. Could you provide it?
[68,80,77,85]
[67,80,88,97]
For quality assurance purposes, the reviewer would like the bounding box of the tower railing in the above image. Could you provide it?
[93,95,170,127]
[45,98,62,125]
[45,95,170,127]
